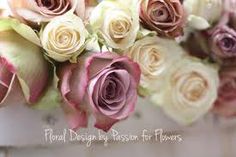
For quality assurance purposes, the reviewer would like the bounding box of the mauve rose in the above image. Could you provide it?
[7,0,86,23]
[139,0,184,38]
[210,26,236,57]
[213,67,236,117]
[208,14,236,66]
[58,52,141,132]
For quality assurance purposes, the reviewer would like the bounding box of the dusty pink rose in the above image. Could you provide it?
[0,30,50,106]
[7,0,86,23]
[139,0,184,38]
[58,52,141,132]
[213,67,236,117]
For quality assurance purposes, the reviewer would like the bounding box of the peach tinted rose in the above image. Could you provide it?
[139,0,184,37]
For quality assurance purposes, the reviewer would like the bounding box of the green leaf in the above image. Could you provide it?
[33,66,62,110]
[0,18,41,46]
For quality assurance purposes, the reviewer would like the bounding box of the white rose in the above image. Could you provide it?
[89,0,139,50]
[151,57,219,125]
[123,36,185,96]
[184,0,223,30]
[41,13,88,62]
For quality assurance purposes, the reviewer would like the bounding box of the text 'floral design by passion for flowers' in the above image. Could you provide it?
[0,0,235,132]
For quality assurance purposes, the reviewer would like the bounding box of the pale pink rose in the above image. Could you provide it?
[139,0,184,38]
[0,30,50,106]
[213,67,236,117]
[58,52,141,132]
[7,0,86,23]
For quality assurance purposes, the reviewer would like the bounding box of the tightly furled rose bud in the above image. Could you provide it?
[213,67,236,117]
[41,13,88,62]
[58,52,141,132]
[184,0,222,30]
[7,0,86,23]
[123,36,185,96]
[151,57,219,125]
[90,0,139,50]
[139,0,184,38]
[0,30,50,106]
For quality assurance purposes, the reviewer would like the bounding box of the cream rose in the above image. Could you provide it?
[123,36,185,96]
[89,0,139,50]
[151,57,219,125]
[184,0,223,30]
[41,13,88,62]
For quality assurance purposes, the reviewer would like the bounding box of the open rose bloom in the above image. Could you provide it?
[1,0,236,133]
[58,52,141,131]
[7,0,86,23]
[139,0,184,38]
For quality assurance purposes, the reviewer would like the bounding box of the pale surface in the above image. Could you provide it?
[0,98,236,157]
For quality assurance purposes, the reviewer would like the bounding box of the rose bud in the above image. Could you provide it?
[139,0,184,38]
[151,57,219,125]
[213,66,236,117]
[58,52,141,132]
[7,0,86,23]
[40,13,88,62]
[0,26,50,106]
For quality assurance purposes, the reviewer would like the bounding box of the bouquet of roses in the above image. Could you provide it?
[0,0,235,132]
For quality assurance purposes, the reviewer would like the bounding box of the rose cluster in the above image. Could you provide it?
[0,0,235,132]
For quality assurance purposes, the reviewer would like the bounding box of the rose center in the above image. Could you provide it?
[109,18,131,42]
[150,5,170,22]
[148,49,163,70]
[220,37,235,51]
[177,72,208,102]
[103,78,117,100]
[36,0,71,15]
[42,0,52,7]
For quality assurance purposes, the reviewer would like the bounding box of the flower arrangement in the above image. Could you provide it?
[0,0,235,132]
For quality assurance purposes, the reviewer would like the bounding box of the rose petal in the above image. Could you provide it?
[0,30,50,104]
[94,113,118,132]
